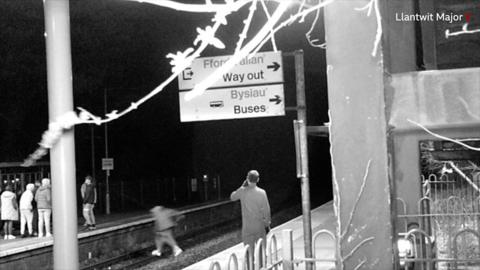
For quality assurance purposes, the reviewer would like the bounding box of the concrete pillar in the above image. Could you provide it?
[325,1,394,269]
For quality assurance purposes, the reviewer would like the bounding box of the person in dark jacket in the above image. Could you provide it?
[150,206,183,257]
[80,176,97,230]
[35,178,52,238]
[31,180,41,236]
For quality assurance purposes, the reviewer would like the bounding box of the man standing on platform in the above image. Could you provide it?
[80,176,97,230]
[230,170,271,252]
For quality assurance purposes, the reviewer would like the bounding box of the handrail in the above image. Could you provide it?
[266,234,278,270]
[254,238,265,270]
[228,253,239,270]
[209,261,222,270]
[243,244,253,270]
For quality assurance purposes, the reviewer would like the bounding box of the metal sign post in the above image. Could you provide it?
[102,158,113,214]
[291,50,313,270]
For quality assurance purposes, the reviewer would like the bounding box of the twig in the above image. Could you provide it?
[235,0,258,52]
[342,237,375,262]
[259,0,278,51]
[341,159,372,239]
[449,161,480,193]
[355,0,382,56]
[458,97,480,120]
[353,258,367,270]
[305,7,326,48]
[185,1,290,100]
[408,119,480,151]
[251,0,335,54]
[446,23,480,38]
[328,110,343,265]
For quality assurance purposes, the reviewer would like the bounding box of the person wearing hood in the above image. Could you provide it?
[1,185,19,239]
[35,178,52,238]
[20,183,35,237]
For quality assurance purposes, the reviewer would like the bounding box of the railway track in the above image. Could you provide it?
[82,219,241,270]
[1,200,240,270]
[82,221,240,270]
[95,204,302,270]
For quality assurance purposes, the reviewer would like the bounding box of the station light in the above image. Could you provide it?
[397,238,413,266]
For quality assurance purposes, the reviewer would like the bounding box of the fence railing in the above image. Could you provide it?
[92,176,223,213]
[207,229,337,270]
[397,172,480,269]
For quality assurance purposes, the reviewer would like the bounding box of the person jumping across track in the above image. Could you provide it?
[150,205,184,257]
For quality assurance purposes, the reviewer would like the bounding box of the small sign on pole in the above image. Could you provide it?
[102,158,114,171]
[293,120,305,178]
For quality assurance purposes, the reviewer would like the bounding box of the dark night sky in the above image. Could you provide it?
[0,0,332,207]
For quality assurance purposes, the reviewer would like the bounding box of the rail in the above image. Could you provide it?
[79,200,237,270]
[206,228,337,270]
[0,200,239,270]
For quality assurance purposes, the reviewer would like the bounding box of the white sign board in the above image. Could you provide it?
[179,84,285,122]
[178,51,285,122]
[102,158,114,171]
[178,51,283,90]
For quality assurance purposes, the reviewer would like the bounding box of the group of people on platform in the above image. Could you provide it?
[0,175,97,240]
[0,178,52,239]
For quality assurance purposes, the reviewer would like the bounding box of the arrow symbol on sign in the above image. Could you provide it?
[267,62,281,72]
[269,95,282,105]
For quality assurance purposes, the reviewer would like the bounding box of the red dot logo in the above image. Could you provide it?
[465,12,472,23]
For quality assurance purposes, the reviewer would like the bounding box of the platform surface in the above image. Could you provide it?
[0,200,231,257]
[183,201,336,270]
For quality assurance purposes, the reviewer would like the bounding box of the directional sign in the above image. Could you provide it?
[178,51,283,90]
[179,84,285,122]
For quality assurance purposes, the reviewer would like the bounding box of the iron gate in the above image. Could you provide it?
[397,172,480,269]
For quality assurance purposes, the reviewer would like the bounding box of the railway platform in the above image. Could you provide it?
[183,201,336,270]
[0,210,148,257]
[0,200,239,270]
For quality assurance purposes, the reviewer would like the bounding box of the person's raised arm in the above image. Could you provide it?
[230,180,248,201]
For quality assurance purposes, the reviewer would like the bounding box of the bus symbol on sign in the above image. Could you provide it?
[209,100,224,108]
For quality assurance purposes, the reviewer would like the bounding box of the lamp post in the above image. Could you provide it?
[43,0,79,268]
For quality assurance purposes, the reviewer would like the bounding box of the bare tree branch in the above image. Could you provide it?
[341,159,372,239]
[342,237,375,263]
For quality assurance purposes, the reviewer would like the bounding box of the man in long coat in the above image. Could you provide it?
[230,170,271,252]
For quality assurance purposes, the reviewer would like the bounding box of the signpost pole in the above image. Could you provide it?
[104,88,110,215]
[294,50,313,270]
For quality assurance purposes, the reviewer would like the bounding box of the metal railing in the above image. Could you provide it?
[397,172,480,269]
[207,229,337,270]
